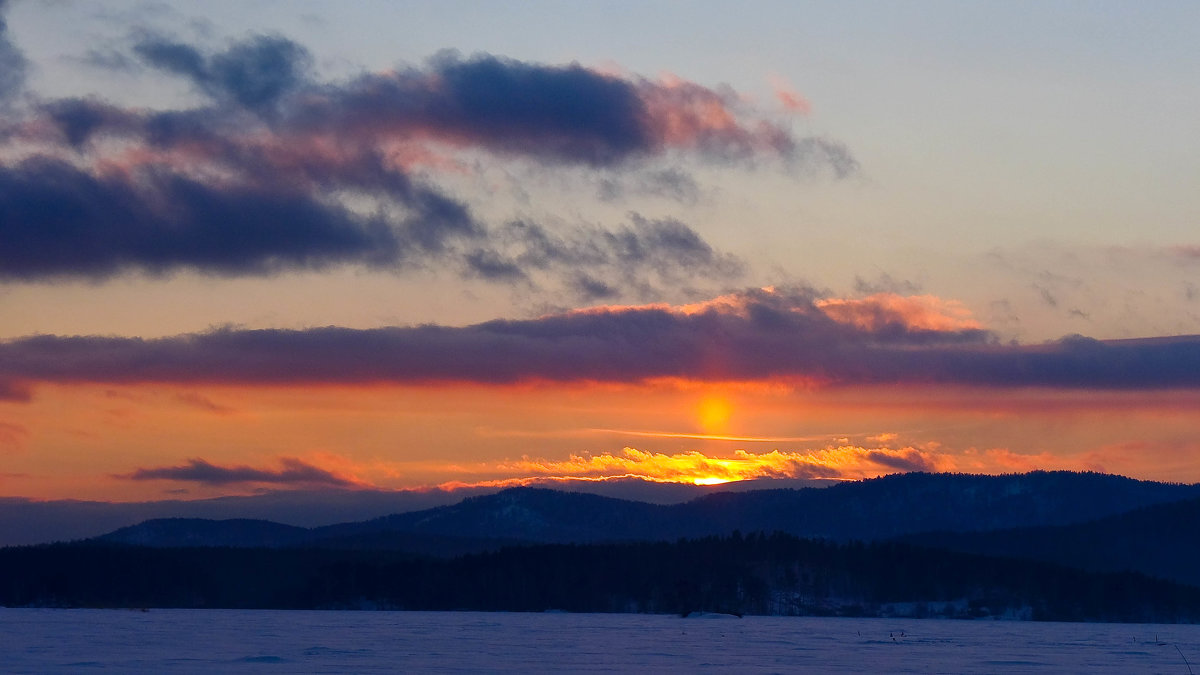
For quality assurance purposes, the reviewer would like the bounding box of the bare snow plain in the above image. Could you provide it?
[3,608,1199,674]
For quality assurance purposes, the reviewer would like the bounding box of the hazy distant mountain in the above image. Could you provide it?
[900,495,1200,588]
[0,476,829,547]
[99,519,310,548]
[0,488,490,547]
[98,517,524,557]
[87,471,1200,552]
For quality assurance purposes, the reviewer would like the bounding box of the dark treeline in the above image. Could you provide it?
[901,495,1200,589]
[4,532,1200,623]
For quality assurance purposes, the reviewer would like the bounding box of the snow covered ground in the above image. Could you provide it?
[3,608,1198,673]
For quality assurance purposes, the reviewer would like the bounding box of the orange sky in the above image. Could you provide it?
[5,373,1199,501]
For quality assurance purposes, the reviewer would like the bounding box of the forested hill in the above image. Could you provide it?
[900,495,1200,588]
[4,533,1200,623]
[10,471,1200,622]
[95,471,1200,550]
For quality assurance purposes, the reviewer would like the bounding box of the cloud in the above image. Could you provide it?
[173,392,234,415]
[498,444,949,484]
[0,157,421,281]
[119,457,362,488]
[464,213,745,299]
[815,293,982,333]
[135,34,313,115]
[1172,245,1200,261]
[65,40,837,170]
[853,273,922,296]
[3,286,1198,391]
[0,0,26,103]
[865,448,938,472]
[597,168,701,204]
[0,32,852,286]
[0,378,30,402]
[769,75,811,115]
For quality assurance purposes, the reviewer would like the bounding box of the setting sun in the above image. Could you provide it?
[692,476,734,485]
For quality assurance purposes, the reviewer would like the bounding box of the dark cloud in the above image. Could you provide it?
[120,457,359,488]
[4,32,851,285]
[61,34,854,174]
[174,392,234,415]
[135,34,312,115]
[0,377,30,401]
[465,214,744,299]
[3,286,1197,391]
[0,158,416,280]
[854,273,922,296]
[866,449,936,472]
[41,98,142,148]
[789,137,859,179]
[422,51,652,165]
[598,168,701,204]
[1034,284,1058,308]
[0,0,26,102]
[570,274,619,300]
[134,38,207,84]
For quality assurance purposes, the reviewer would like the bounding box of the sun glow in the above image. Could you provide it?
[499,445,946,486]
[697,395,732,434]
[692,476,733,485]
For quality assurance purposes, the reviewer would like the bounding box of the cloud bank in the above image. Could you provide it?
[0,24,850,296]
[2,287,1197,392]
[501,445,943,484]
[119,457,361,488]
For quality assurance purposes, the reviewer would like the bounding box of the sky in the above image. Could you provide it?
[1,0,1199,503]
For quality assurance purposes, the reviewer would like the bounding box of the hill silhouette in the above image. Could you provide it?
[900,495,1200,588]
[96,471,1200,551]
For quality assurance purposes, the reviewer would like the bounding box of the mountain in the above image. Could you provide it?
[307,470,1200,546]
[98,517,526,557]
[0,488,489,547]
[87,471,1200,551]
[0,476,828,547]
[899,495,1200,588]
[99,519,311,548]
[14,471,1200,621]
[675,469,1200,541]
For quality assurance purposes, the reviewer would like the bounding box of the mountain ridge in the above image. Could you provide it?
[899,494,1200,587]
[92,471,1200,556]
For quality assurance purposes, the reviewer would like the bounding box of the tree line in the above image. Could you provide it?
[3,531,1198,623]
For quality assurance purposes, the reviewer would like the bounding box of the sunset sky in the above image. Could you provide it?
[2,0,1200,503]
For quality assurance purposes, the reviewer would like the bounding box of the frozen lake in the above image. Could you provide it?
[3,608,1199,673]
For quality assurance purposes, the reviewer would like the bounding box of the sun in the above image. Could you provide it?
[696,395,732,435]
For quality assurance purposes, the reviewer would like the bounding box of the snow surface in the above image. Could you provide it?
[2,608,1199,673]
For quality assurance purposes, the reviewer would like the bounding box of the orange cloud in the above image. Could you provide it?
[816,293,983,333]
[498,445,949,485]
[637,75,796,158]
[574,287,982,335]
[769,75,811,114]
